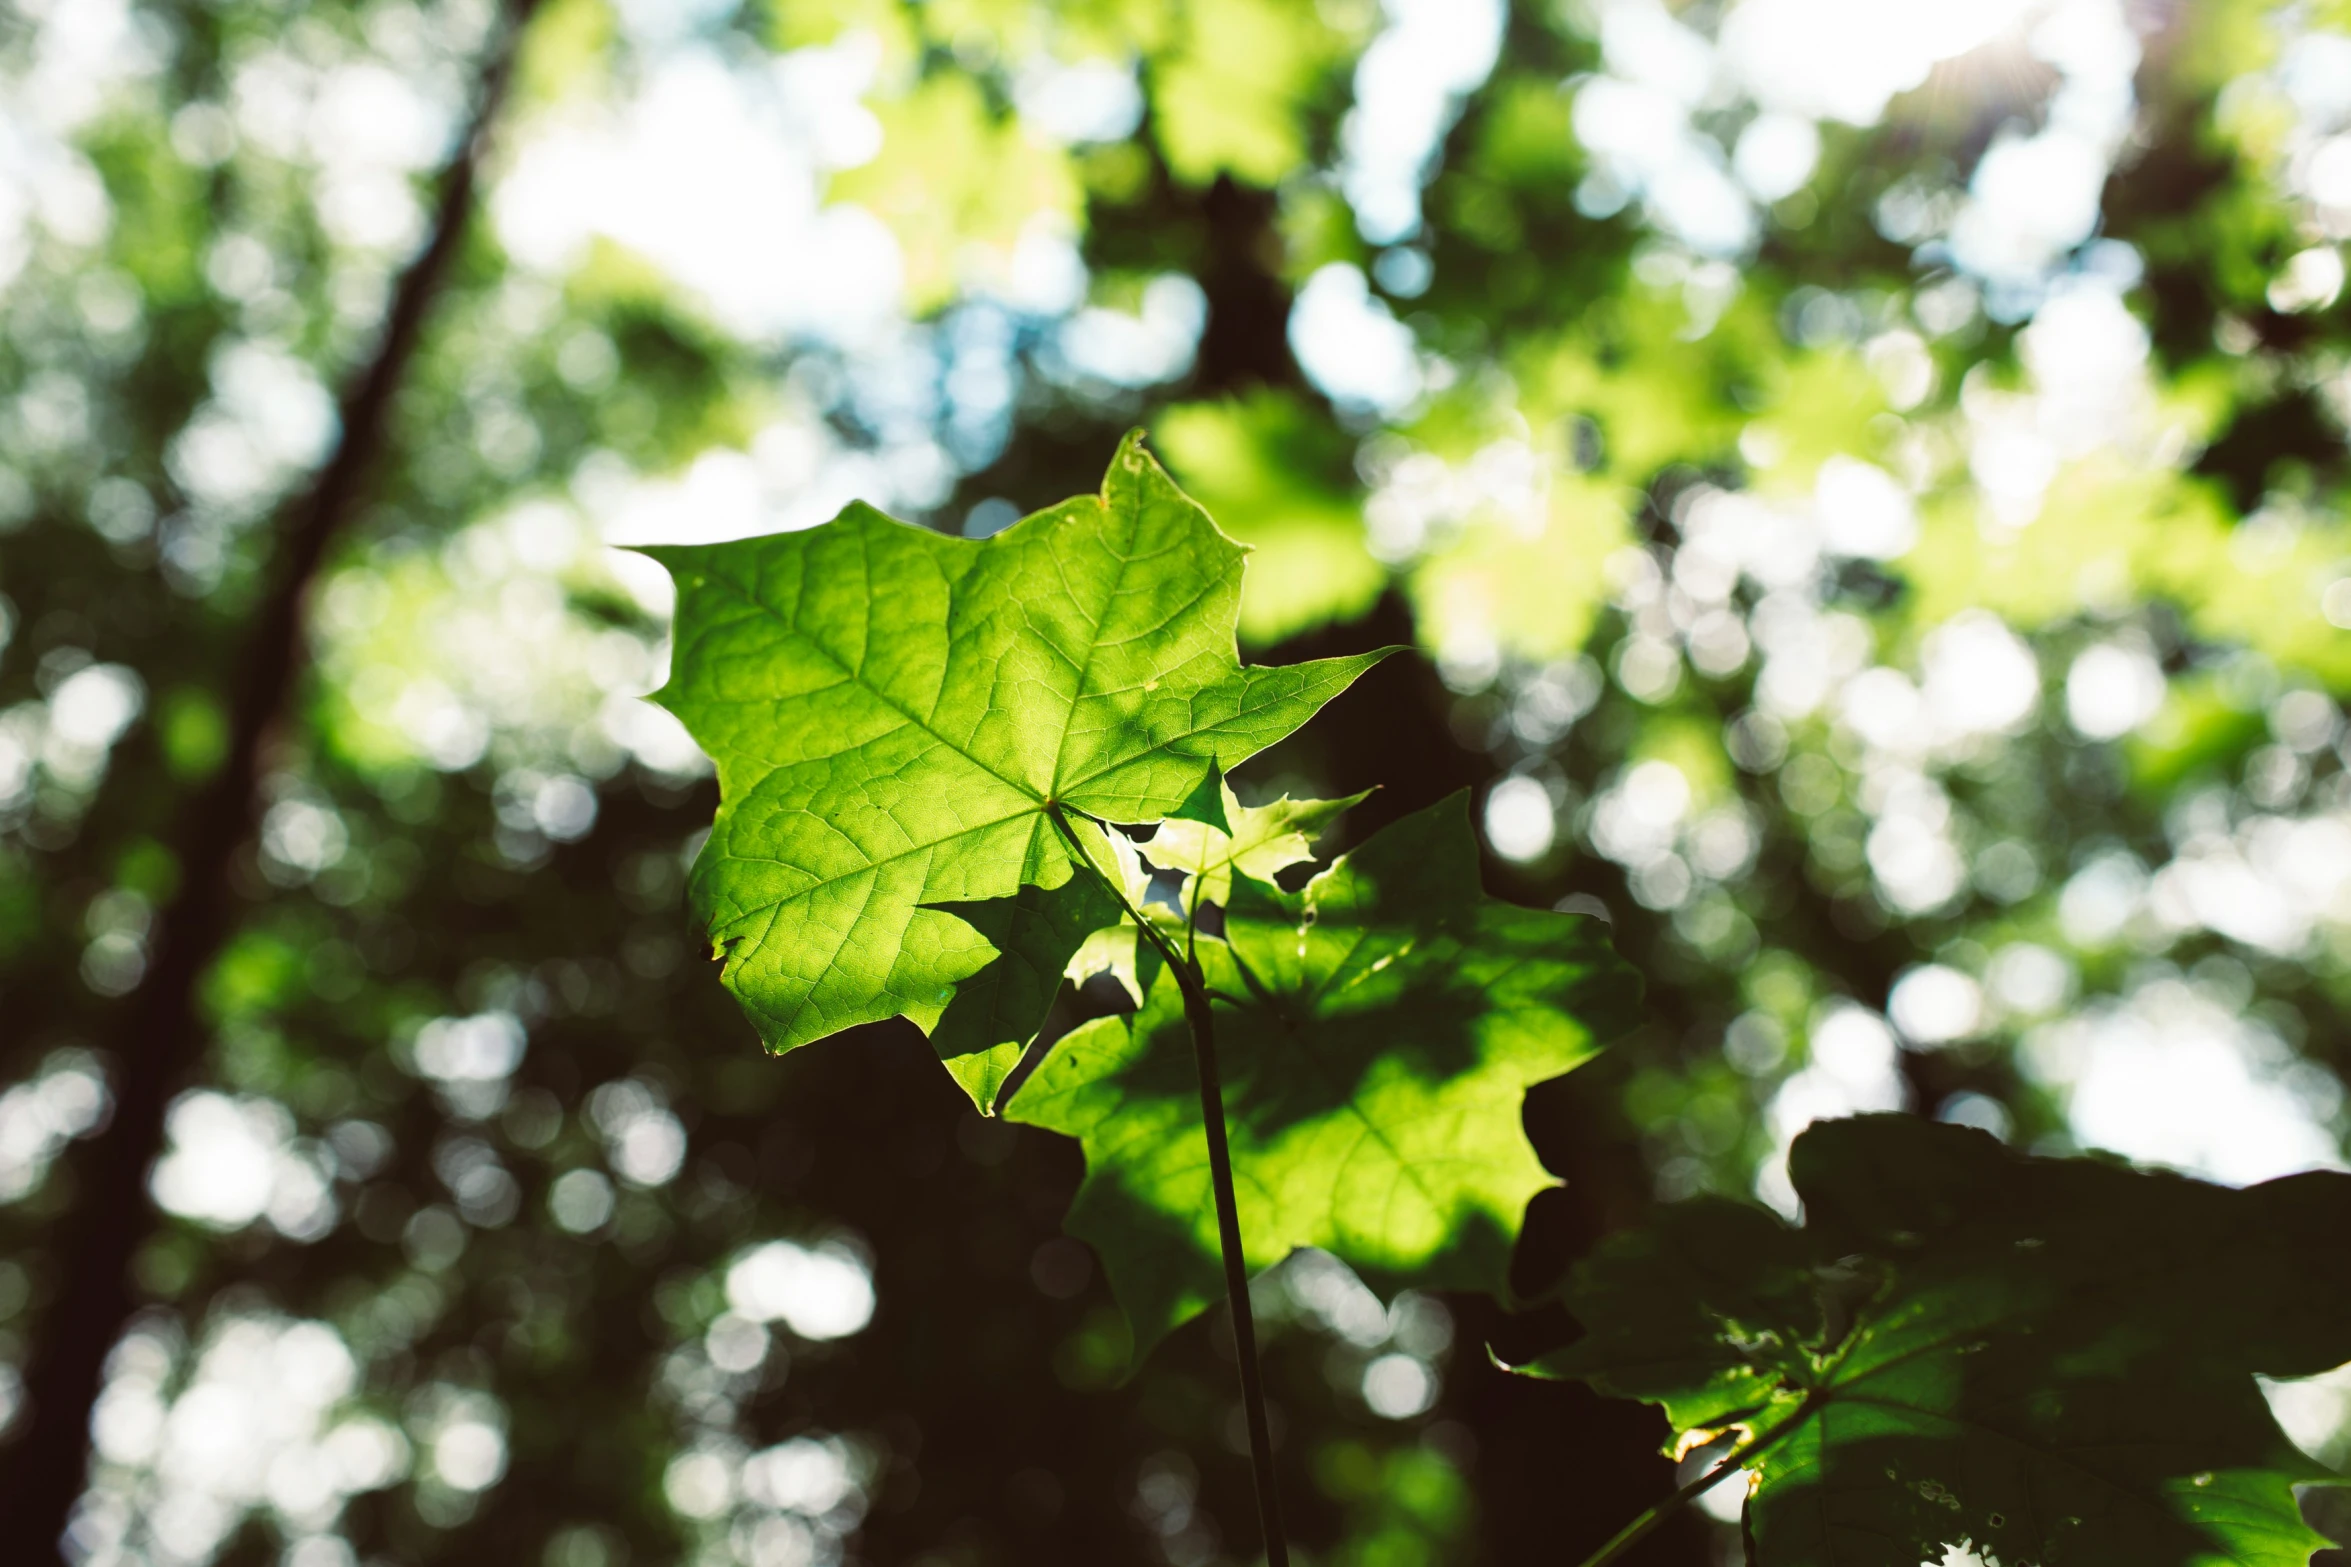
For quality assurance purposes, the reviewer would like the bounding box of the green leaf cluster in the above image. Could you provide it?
[652,440,1638,1367]
[1154,392,1385,645]
[1531,1115,2351,1567]
[653,439,2351,1561]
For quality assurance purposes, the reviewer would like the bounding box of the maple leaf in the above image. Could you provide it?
[1006,793,1639,1360]
[646,433,1390,1054]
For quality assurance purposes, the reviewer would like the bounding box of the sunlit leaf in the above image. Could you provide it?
[763,0,924,80]
[647,432,1391,1055]
[513,0,617,108]
[1141,777,1370,913]
[1903,460,2351,690]
[830,72,1082,313]
[1057,814,1178,1009]
[1513,288,1767,480]
[1148,0,1365,187]
[1409,470,1631,666]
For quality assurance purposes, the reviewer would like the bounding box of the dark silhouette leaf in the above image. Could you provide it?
[1530,1115,2351,1567]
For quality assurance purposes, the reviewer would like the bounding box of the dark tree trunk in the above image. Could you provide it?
[1192,174,1301,395]
[0,4,539,1554]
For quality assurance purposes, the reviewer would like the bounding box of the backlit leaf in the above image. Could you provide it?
[828,72,1082,314]
[1141,778,1371,914]
[647,433,1391,1055]
[1148,0,1365,187]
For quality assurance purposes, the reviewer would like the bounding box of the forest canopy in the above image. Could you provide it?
[3,0,2351,1563]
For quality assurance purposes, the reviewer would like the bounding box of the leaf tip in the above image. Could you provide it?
[1169,761,1234,834]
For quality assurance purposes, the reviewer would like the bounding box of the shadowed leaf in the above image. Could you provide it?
[1005,792,1640,1363]
[1167,760,1234,834]
[927,872,1125,1114]
[1529,1115,2351,1567]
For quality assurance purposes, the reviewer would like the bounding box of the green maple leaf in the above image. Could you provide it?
[1003,792,1640,1362]
[1140,770,1372,914]
[645,432,1391,1054]
[1530,1115,2351,1567]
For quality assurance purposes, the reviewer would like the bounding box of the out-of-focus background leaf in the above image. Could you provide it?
[4,0,2351,1562]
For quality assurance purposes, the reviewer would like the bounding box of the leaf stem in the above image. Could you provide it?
[1572,1399,1814,1567]
[1047,805,1290,1567]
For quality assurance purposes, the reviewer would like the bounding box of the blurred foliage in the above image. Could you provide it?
[831,74,1082,312]
[4,0,2351,1562]
[1155,391,1383,643]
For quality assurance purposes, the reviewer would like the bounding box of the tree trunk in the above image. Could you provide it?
[0,3,539,1553]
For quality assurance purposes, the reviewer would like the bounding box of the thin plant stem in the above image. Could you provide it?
[1573,1400,1816,1567]
[1180,834,1213,966]
[1183,865,1202,966]
[1048,806,1290,1567]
